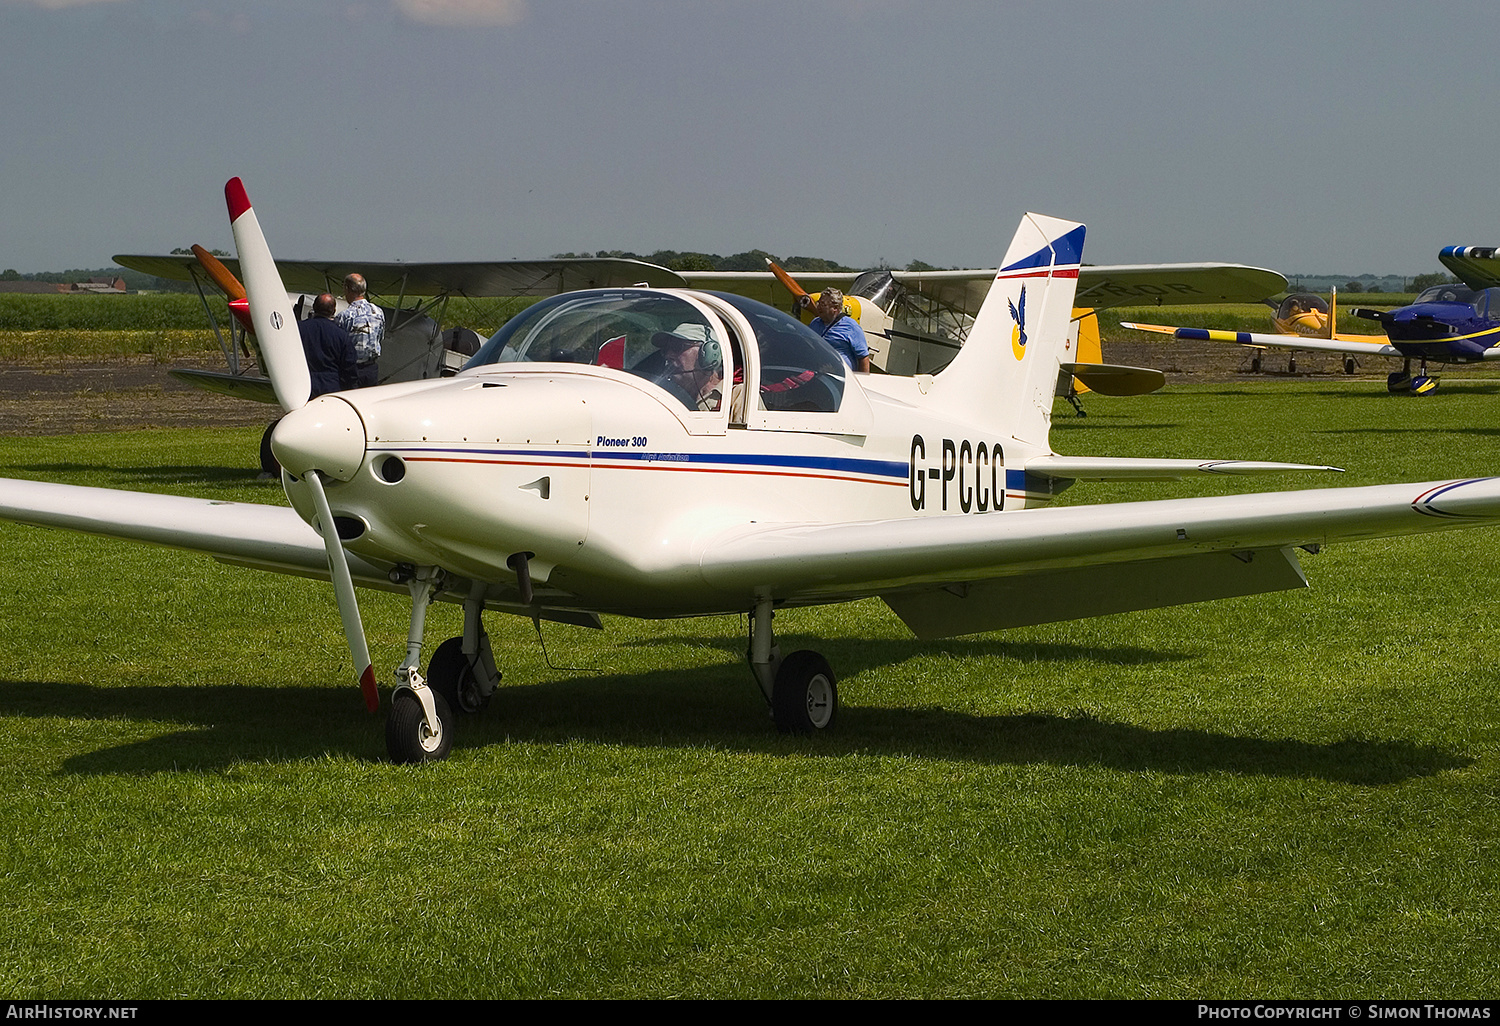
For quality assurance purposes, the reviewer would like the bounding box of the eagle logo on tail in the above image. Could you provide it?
[1009,286,1027,361]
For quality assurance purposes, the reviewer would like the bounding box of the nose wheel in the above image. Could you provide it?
[386,686,453,764]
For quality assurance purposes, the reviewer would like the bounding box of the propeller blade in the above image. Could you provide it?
[765,257,811,300]
[304,469,379,712]
[190,244,246,301]
[224,177,310,413]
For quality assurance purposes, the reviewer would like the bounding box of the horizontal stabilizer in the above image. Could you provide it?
[1058,362,1164,396]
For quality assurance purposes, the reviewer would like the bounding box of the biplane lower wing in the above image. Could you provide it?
[168,367,278,404]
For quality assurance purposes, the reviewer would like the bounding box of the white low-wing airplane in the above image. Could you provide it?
[7,179,1500,764]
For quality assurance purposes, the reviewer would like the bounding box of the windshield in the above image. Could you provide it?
[464,290,727,410]
[1415,285,1481,306]
[709,292,847,413]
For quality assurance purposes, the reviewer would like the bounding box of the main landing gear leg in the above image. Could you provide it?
[746,598,839,735]
[386,565,453,764]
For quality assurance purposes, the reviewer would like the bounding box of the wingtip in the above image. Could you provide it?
[225,177,251,222]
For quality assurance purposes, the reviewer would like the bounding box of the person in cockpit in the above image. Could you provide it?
[653,327,726,412]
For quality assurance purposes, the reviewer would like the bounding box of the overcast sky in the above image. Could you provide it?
[2,0,1491,278]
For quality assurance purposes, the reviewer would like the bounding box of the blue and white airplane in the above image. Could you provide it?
[1125,246,1500,395]
[5,180,1500,764]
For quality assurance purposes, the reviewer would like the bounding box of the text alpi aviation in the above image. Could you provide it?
[6,179,1500,763]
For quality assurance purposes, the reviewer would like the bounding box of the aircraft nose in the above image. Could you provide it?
[272,395,367,481]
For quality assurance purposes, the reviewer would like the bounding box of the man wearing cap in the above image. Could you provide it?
[336,272,385,387]
[807,289,870,372]
[654,326,726,412]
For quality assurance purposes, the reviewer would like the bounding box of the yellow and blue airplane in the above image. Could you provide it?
[1123,245,1500,395]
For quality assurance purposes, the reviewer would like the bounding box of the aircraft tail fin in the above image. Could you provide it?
[928,214,1085,448]
[1327,287,1337,339]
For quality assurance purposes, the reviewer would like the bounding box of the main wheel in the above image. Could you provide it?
[386,688,454,764]
[1387,370,1412,393]
[772,650,839,734]
[1411,375,1439,395]
[1343,356,1357,375]
[427,636,490,714]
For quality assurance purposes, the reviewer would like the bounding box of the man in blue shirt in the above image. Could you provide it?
[299,293,358,398]
[807,288,870,372]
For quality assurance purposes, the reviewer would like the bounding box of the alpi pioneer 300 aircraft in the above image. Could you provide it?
[1123,246,1500,395]
[6,180,1500,764]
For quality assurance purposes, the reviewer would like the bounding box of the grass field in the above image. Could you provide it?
[2,383,1500,997]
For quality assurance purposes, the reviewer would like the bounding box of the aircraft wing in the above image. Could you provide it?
[114,255,687,297]
[0,478,361,578]
[1120,323,1401,356]
[0,479,601,626]
[699,477,1500,636]
[683,263,1288,317]
[1439,246,1500,290]
[1023,456,1340,482]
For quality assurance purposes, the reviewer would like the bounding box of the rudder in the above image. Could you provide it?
[928,213,1085,447]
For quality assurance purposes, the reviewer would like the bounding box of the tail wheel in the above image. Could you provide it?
[772,650,839,734]
[386,689,453,764]
[427,636,490,714]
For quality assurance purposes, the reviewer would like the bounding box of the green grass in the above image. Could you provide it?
[2,384,1500,997]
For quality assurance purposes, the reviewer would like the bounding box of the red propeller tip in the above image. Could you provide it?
[359,664,379,712]
[224,177,251,221]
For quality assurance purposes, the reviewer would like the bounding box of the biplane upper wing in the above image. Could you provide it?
[113,255,688,297]
[1439,246,1500,291]
[681,263,1288,317]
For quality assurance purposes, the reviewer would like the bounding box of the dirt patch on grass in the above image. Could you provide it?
[1,342,1493,436]
[0,356,274,435]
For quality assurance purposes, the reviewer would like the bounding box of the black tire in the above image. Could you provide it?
[772,650,838,734]
[1343,357,1356,375]
[386,688,454,764]
[427,636,490,714]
